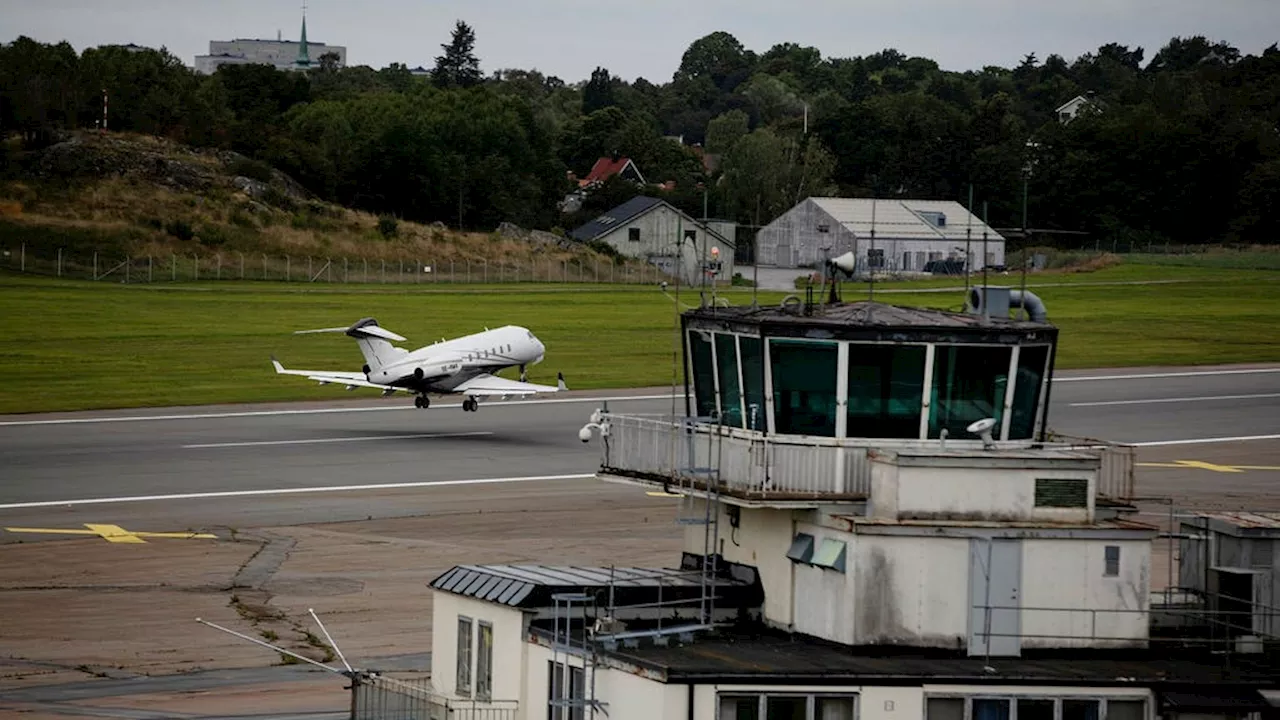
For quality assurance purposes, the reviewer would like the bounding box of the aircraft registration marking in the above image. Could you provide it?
[4,523,218,544]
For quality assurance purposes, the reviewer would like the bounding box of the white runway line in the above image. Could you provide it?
[1130,433,1280,447]
[0,473,596,510]
[182,431,493,449]
[1056,368,1280,382]
[0,393,676,427]
[1070,392,1280,407]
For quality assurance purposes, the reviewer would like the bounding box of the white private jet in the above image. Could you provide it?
[270,317,566,412]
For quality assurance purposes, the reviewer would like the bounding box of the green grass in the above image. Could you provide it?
[1,263,1278,414]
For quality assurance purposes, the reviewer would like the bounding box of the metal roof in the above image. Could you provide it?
[685,300,1051,331]
[810,197,1006,242]
[429,563,759,609]
[1188,511,1280,529]
[568,196,664,241]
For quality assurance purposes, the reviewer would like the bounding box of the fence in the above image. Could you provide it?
[596,413,1136,502]
[0,243,680,285]
[352,673,518,720]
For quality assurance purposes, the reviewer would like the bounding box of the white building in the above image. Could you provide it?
[1056,95,1100,124]
[194,15,346,74]
[757,197,1006,273]
[395,289,1280,720]
[569,196,736,286]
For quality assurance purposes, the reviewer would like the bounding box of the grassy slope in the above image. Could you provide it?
[1,263,1279,414]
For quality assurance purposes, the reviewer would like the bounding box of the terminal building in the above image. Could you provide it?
[363,284,1280,719]
[194,14,346,74]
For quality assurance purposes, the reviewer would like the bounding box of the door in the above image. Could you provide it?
[968,538,1022,656]
[776,243,792,267]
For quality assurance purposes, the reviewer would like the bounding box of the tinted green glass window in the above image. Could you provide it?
[770,339,838,437]
[714,333,743,428]
[1009,345,1050,439]
[846,344,926,438]
[928,345,1011,438]
[739,336,766,431]
[687,330,716,419]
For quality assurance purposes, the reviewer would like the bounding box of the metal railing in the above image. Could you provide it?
[598,413,1137,502]
[352,674,518,720]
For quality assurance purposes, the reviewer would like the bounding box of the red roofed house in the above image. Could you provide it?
[578,155,646,189]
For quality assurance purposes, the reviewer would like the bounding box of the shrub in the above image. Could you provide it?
[165,219,194,242]
[377,215,399,238]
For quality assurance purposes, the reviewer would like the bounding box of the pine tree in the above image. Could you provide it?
[432,20,482,89]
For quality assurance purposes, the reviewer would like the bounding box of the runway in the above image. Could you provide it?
[1,364,1279,537]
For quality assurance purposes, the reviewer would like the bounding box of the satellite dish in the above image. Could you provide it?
[966,417,998,449]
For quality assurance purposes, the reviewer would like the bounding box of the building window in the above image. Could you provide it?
[926,696,1132,720]
[1018,699,1055,720]
[718,693,857,720]
[628,227,640,241]
[548,660,584,720]
[770,338,839,437]
[739,336,766,431]
[476,621,493,701]
[456,616,472,696]
[687,330,716,419]
[1034,478,1088,508]
[867,248,885,268]
[715,333,743,428]
[846,343,927,439]
[684,229,697,243]
[1009,345,1050,439]
[1105,545,1121,577]
[927,345,1012,439]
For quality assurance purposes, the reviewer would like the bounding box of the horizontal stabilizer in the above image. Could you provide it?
[293,318,407,343]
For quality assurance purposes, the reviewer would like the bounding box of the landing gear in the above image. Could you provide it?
[519,364,527,383]
[414,395,431,409]
[462,397,478,412]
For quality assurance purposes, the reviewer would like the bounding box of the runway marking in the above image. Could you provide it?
[1130,433,1280,447]
[646,491,685,497]
[0,393,676,427]
[4,523,217,543]
[0,473,596,510]
[1137,460,1280,473]
[1070,392,1280,407]
[1056,367,1280,382]
[182,431,492,449]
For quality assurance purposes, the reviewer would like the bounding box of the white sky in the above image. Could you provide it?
[2,0,1278,83]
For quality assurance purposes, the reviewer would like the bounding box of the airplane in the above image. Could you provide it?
[270,317,566,412]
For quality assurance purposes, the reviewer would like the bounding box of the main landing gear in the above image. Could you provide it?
[462,397,479,412]
[414,395,431,409]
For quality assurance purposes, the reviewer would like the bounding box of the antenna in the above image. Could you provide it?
[197,608,359,678]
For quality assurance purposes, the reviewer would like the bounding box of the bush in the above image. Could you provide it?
[226,157,275,184]
[165,219,194,242]
[377,215,399,238]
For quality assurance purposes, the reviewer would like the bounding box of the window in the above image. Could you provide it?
[867,248,885,268]
[1019,700,1055,720]
[928,345,1012,439]
[927,698,964,720]
[739,336,766,430]
[846,344,926,438]
[718,693,856,720]
[1009,345,1050,439]
[687,330,716,419]
[456,616,472,695]
[973,699,1011,720]
[548,660,584,720]
[476,621,493,700]
[1105,546,1121,577]
[684,229,697,242]
[715,334,743,428]
[1106,700,1145,720]
[1035,478,1088,508]
[628,227,640,241]
[770,338,838,437]
[927,697,1130,720]
[1062,700,1100,720]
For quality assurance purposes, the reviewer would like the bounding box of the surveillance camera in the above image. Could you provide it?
[578,426,593,443]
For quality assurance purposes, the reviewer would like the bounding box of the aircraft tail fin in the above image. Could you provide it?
[294,318,408,371]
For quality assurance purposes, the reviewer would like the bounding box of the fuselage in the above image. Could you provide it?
[367,325,546,391]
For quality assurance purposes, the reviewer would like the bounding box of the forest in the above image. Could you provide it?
[1,23,1277,247]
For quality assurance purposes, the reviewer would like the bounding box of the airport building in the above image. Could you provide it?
[194,13,346,74]
[756,197,1007,273]
[350,285,1280,718]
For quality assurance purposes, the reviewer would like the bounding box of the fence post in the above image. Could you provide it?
[194,255,199,281]
[344,257,348,283]
[240,252,245,280]
[57,248,62,277]
[172,254,176,282]
[216,253,221,281]
[20,243,24,273]
[94,252,98,280]
[148,256,153,283]
[286,255,290,281]
[263,254,267,280]
[125,256,130,284]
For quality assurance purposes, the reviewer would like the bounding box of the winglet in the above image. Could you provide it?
[271,356,285,374]
[557,372,567,392]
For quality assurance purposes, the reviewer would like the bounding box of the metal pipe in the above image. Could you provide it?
[1009,289,1048,323]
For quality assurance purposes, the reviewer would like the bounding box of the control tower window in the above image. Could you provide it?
[770,338,838,437]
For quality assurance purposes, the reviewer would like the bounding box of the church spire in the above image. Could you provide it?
[296,2,310,67]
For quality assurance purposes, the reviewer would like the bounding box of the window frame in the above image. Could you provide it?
[456,615,473,697]
[923,694,1146,720]
[716,690,860,720]
[476,620,493,701]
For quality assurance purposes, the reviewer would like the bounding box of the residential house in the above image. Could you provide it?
[568,196,735,285]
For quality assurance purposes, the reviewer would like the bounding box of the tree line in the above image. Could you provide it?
[2,24,1277,246]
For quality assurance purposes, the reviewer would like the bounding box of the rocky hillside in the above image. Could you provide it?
[0,131,625,279]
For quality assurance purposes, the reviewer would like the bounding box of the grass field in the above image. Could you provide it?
[1,263,1278,414]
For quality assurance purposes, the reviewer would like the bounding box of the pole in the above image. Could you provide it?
[57,247,62,277]
[982,201,989,320]
[964,184,973,300]
[1019,159,1031,321]
[868,198,876,303]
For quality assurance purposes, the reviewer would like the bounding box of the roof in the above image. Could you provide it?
[602,623,1280,687]
[684,300,1052,333]
[1181,511,1280,537]
[569,196,734,247]
[580,156,644,186]
[569,196,664,241]
[429,562,763,610]
[808,197,1005,243]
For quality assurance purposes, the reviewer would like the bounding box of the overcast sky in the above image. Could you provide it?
[3,0,1278,83]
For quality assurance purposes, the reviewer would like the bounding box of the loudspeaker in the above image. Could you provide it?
[828,251,856,274]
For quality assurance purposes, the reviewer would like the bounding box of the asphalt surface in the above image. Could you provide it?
[1,364,1279,537]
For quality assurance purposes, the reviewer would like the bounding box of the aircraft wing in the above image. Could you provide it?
[270,358,413,393]
[453,372,567,397]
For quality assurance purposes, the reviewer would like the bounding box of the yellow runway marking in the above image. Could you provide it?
[1137,460,1280,473]
[4,523,217,543]
[646,491,685,497]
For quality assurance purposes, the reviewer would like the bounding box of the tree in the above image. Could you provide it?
[433,20,482,89]
[582,67,616,115]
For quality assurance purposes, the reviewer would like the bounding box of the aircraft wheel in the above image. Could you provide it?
[414,396,423,409]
